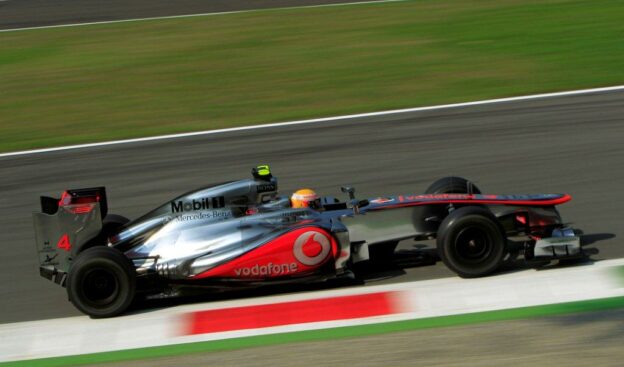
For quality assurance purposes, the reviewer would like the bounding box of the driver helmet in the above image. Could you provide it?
[291,189,320,209]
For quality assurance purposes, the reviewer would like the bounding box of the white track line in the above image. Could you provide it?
[0,0,409,33]
[2,85,623,159]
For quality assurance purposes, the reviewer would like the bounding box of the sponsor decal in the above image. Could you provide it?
[245,208,259,215]
[494,194,544,200]
[170,196,225,213]
[67,204,95,214]
[43,253,59,264]
[256,183,277,193]
[232,230,332,278]
[398,194,483,202]
[395,194,561,203]
[371,197,394,204]
[282,209,306,216]
[163,209,231,224]
[400,194,472,201]
[234,262,298,277]
[59,191,72,206]
[196,227,336,280]
[278,209,310,219]
[293,230,331,266]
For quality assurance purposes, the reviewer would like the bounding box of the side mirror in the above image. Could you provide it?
[341,186,356,201]
[342,186,364,214]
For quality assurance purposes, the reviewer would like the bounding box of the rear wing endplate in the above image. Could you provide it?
[33,187,107,285]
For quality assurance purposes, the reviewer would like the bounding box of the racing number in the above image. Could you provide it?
[56,234,71,252]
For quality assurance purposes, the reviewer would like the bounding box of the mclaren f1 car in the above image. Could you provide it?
[33,165,582,317]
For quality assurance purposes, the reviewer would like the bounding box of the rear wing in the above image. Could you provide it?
[33,187,107,285]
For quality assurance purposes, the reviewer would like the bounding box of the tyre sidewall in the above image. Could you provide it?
[437,207,506,278]
[67,247,135,318]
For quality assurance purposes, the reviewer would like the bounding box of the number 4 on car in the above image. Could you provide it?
[56,234,71,251]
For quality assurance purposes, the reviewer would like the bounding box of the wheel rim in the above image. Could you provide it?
[81,268,120,307]
[453,226,493,264]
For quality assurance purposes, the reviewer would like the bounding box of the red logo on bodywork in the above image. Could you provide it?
[194,227,338,280]
[293,231,331,266]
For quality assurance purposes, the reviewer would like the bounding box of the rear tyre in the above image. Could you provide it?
[78,214,130,254]
[437,206,507,278]
[102,214,130,233]
[425,176,481,194]
[67,246,136,318]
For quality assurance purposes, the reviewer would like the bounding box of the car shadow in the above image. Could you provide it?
[128,280,361,316]
[353,247,438,282]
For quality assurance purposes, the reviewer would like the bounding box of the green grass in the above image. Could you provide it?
[3,296,624,367]
[1,0,624,152]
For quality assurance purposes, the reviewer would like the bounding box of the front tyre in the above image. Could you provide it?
[67,246,136,318]
[437,206,507,278]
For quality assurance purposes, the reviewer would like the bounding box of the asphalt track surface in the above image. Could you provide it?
[0,0,390,30]
[1,90,623,324]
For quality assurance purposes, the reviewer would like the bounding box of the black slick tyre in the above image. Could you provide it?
[425,176,481,194]
[77,214,130,254]
[102,214,130,232]
[67,246,136,318]
[436,206,507,278]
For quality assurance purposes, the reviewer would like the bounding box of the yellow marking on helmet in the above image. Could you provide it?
[256,165,271,176]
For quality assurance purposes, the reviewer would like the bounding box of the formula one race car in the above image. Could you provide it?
[33,165,581,317]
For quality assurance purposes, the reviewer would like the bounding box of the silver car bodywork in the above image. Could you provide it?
[34,172,580,293]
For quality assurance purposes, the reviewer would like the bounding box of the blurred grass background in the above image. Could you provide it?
[1,0,623,152]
